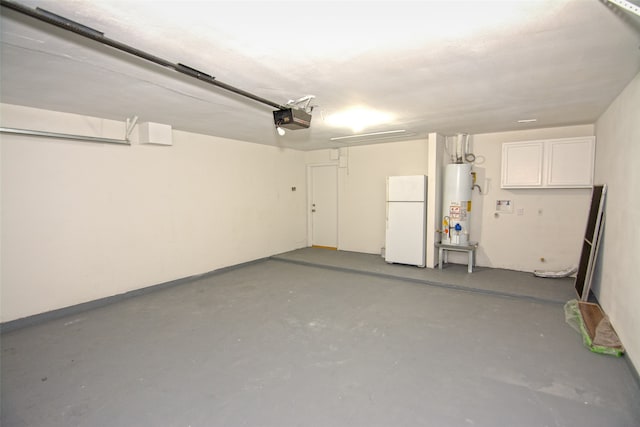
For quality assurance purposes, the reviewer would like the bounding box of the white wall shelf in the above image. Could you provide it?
[501,137,595,189]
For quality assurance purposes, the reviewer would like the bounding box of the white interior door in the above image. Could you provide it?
[310,165,338,248]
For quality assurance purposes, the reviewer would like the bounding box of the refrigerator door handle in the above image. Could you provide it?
[385,202,389,229]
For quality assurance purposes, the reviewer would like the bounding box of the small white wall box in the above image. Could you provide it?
[139,122,173,145]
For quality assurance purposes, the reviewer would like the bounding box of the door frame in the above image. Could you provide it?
[306,162,339,248]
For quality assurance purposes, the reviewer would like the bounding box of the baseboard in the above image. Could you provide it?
[625,354,640,390]
[0,257,268,334]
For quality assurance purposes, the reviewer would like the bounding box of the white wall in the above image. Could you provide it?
[305,139,429,254]
[442,125,595,272]
[593,71,640,371]
[304,128,595,272]
[0,104,307,322]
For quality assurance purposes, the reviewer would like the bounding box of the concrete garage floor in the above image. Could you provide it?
[273,248,578,304]
[2,248,639,426]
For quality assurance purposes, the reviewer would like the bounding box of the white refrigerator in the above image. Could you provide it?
[385,175,427,267]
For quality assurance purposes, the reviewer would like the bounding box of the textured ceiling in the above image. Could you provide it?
[1,0,639,150]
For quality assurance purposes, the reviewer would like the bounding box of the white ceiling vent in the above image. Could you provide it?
[139,122,173,146]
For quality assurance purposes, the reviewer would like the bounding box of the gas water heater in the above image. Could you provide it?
[442,163,473,245]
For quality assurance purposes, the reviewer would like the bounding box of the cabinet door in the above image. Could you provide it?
[501,141,544,188]
[546,137,594,187]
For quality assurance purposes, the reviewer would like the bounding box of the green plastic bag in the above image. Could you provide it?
[564,299,624,357]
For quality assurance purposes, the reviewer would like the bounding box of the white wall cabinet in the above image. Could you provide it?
[501,137,595,188]
[501,141,544,187]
